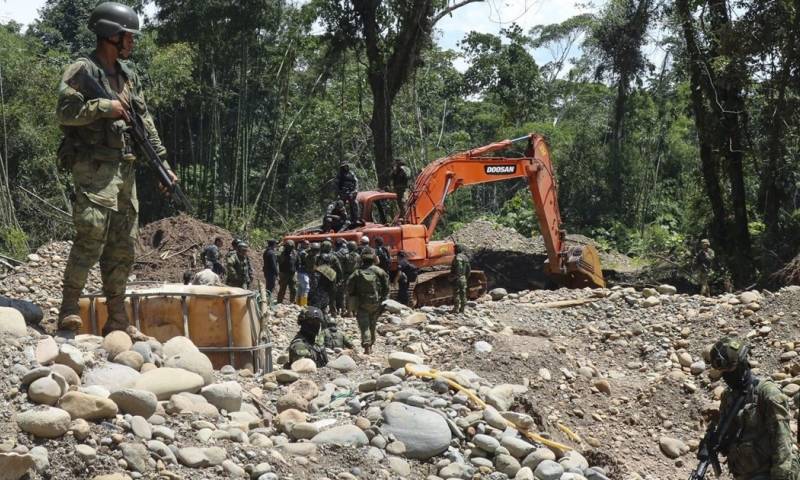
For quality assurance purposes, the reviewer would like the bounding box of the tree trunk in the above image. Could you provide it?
[677,0,727,245]
[368,72,393,189]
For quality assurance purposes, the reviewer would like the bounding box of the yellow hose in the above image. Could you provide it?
[404,364,573,452]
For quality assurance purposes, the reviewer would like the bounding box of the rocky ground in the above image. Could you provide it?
[1,265,800,479]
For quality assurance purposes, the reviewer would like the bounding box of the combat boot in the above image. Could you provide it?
[101,295,130,337]
[363,345,372,355]
[58,287,83,331]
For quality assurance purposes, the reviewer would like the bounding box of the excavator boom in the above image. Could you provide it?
[404,133,605,289]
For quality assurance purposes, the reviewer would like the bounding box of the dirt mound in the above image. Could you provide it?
[774,253,800,286]
[451,220,634,290]
[134,214,263,283]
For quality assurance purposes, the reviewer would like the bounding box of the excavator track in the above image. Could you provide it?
[390,270,487,307]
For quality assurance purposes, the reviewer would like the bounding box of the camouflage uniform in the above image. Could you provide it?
[323,318,355,350]
[707,338,800,480]
[450,245,470,313]
[57,52,172,334]
[347,254,389,354]
[695,239,715,296]
[316,242,342,314]
[334,241,357,315]
[225,247,253,289]
[286,307,328,367]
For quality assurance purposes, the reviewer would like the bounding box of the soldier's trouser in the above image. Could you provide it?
[356,304,380,347]
[277,272,296,303]
[398,276,410,306]
[265,274,277,293]
[452,277,467,313]
[335,283,347,315]
[698,271,710,296]
[61,194,136,331]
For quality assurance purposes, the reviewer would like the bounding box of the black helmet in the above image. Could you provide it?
[310,242,321,252]
[335,238,346,248]
[347,241,357,251]
[298,307,324,327]
[88,2,140,38]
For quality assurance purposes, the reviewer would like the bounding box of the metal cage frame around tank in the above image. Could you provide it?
[81,285,273,373]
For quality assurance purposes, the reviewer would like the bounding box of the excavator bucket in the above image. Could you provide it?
[562,245,606,288]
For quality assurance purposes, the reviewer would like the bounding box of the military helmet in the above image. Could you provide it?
[298,307,324,327]
[267,239,277,247]
[88,2,140,38]
[701,239,711,246]
[335,238,346,248]
[285,239,295,249]
[334,200,345,209]
[310,242,321,251]
[454,243,464,254]
[347,240,357,251]
[300,239,310,247]
[321,240,333,253]
[360,236,369,245]
[237,241,249,251]
[375,236,384,246]
[710,337,748,371]
[361,252,376,265]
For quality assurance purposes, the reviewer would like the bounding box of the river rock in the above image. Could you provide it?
[533,460,563,480]
[381,402,451,459]
[382,299,408,314]
[287,378,320,401]
[28,375,63,405]
[401,312,428,326]
[201,381,243,412]
[387,352,422,369]
[83,363,140,392]
[114,350,144,370]
[162,336,199,358]
[473,433,500,453]
[109,388,158,418]
[496,453,521,477]
[659,436,688,459]
[291,358,317,373]
[275,370,300,384]
[103,331,132,360]
[58,391,118,420]
[133,367,204,400]
[120,442,149,472]
[35,337,59,365]
[277,409,307,433]
[166,392,219,416]
[522,448,556,470]
[311,425,368,447]
[0,307,27,337]
[0,452,35,480]
[328,355,357,372]
[131,415,152,439]
[164,350,214,385]
[490,288,508,300]
[55,344,85,375]
[15,406,71,438]
[501,436,535,459]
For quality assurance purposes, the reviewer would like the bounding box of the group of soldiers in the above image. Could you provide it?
[51,5,797,480]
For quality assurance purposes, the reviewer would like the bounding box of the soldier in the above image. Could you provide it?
[304,242,321,304]
[337,163,360,223]
[347,252,389,355]
[277,240,298,303]
[296,240,310,306]
[697,337,800,479]
[191,262,222,286]
[333,239,353,315]
[392,159,412,212]
[225,238,242,268]
[357,235,371,254]
[317,240,342,314]
[322,200,348,233]
[374,236,391,273]
[262,239,279,297]
[200,237,225,276]
[695,238,715,296]
[396,251,419,306]
[322,317,355,350]
[450,244,470,313]
[286,307,328,368]
[225,242,253,289]
[55,2,178,336]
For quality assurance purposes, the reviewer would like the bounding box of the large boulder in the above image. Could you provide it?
[58,391,118,420]
[162,336,199,358]
[133,367,205,400]
[83,363,141,392]
[0,307,27,337]
[109,388,158,418]
[164,351,214,385]
[380,402,451,460]
[15,406,71,438]
[387,352,422,370]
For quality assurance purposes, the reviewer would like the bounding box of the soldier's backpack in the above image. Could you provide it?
[351,267,381,306]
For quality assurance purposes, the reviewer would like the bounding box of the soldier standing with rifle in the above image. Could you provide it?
[56,2,183,336]
[689,337,799,480]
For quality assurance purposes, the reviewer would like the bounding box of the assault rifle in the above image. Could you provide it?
[66,64,192,212]
[688,387,748,479]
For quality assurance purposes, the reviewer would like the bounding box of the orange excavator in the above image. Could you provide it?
[285,133,605,305]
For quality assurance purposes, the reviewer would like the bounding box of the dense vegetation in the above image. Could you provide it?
[0,0,798,287]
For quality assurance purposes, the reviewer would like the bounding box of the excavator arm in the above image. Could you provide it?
[403,133,605,288]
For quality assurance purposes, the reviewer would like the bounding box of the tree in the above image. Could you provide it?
[316,0,481,189]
